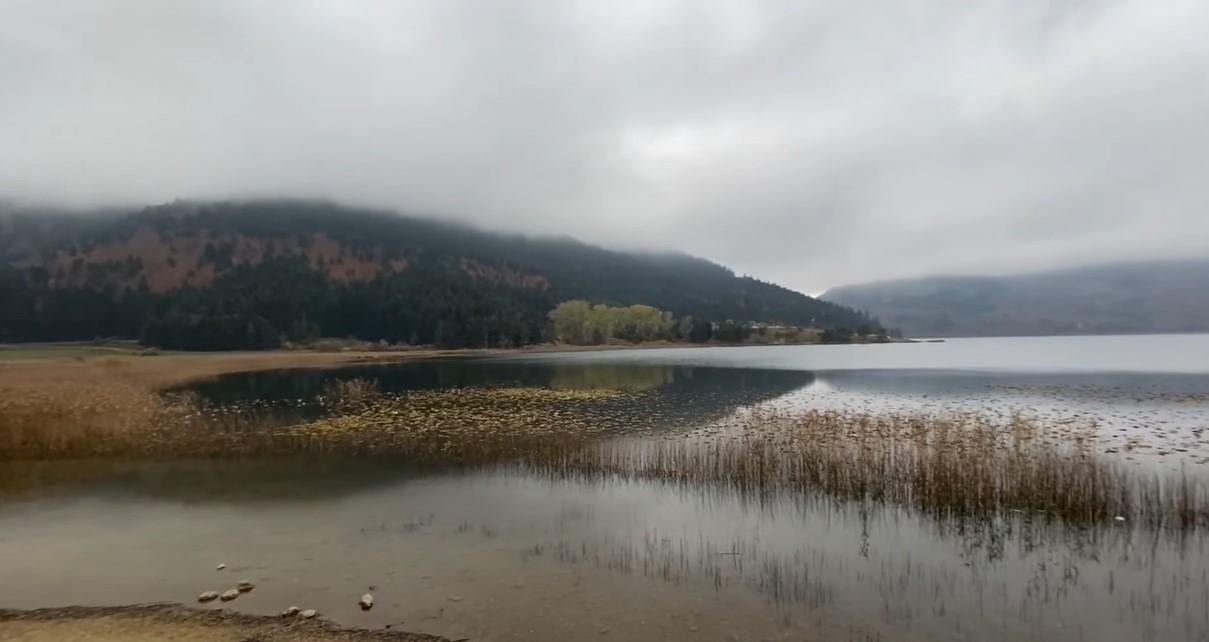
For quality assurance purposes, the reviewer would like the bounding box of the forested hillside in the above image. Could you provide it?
[0,200,877,349]
[823,260,1209,337]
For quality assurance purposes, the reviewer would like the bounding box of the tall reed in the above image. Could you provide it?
[527,408,1207,530]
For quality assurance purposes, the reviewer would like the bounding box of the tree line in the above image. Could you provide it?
[0,257,882,351]
[546,300,884,346]
[547,301,676,344]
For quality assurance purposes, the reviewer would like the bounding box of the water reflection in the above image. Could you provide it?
[2,459,1206,642]
[0,457,433,504]
[182,362,818,432]
[184,361,817,399]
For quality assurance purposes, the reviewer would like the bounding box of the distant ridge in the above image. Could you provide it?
[0,199,877,347]
[822,260,1209,337]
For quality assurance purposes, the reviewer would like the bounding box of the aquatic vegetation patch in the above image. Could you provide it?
[531,408,1209,531]
[274,386,634,462]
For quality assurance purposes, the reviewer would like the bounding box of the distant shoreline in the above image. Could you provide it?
[0,339,908,391]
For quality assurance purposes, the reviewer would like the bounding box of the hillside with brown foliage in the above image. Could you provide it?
[0,199,876,349]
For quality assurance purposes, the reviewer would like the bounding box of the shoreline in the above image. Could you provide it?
[0,603,446,641]
[0,339,901,392]
[0,346,504,392]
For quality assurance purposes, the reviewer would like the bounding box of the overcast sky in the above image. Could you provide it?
[2,0,1207,293]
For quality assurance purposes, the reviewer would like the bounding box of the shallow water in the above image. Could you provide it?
[188,335,1209,465]
[5,335,1209,641]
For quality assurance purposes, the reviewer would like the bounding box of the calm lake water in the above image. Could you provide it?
[3,335,1209,641]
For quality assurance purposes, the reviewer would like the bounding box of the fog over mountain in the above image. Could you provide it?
[824,260,1209,337]
[2,1,1207,293]
[0,199,879,348]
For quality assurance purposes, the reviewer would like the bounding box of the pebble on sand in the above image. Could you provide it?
[236,580,255,592]
[281,606,301,617]
[216,563,226,571]
[359,593,374,610]
[301,609,318,619]
[197,591,219,603]
[219,589,240,602]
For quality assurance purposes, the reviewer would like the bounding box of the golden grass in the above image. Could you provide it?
[0,381,177,458]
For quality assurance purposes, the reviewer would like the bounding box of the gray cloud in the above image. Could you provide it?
[2,0,1207,293]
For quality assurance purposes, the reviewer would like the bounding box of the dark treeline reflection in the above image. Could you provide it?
[182,360,816,426]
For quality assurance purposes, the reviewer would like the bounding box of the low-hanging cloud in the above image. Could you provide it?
[2,0,1207,293]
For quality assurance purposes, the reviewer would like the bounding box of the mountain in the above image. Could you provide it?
[0,199,877,348]
[822,260,1209,337]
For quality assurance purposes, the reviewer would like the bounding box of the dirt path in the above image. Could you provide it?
[0,605,447,642]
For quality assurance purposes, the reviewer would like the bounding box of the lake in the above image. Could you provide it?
[3,335,1209,641]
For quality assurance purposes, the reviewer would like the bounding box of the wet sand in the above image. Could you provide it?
[0,604,446,641]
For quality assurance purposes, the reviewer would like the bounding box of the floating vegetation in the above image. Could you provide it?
[274,386,632,462]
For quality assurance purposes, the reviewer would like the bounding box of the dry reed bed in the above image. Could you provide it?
[532,408,1208,530]
[0,382,194,459]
